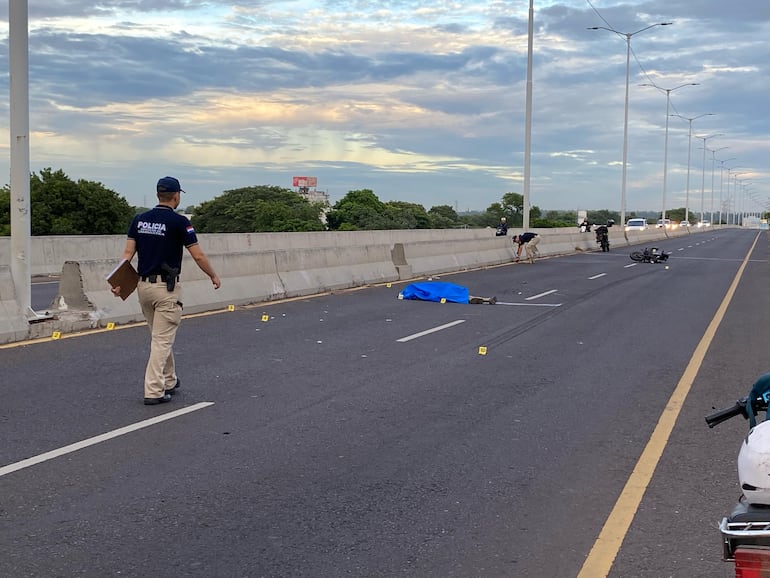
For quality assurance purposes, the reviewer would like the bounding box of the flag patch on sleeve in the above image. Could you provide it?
[186,225,195,234]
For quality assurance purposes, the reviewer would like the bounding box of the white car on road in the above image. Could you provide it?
[625,218,649,231]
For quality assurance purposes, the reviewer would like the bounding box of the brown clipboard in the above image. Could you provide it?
[106,259,139,300]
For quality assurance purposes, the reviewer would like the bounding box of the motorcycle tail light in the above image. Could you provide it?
[735,547,770,578]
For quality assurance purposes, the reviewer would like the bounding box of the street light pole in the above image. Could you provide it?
[640,82,698,225]
[740,181,753,225]
[695,133,722,224]
[588,22,672,226]
[726,167,742,225]
[733,172,746,225]
[709,147,729,224]
[718,157,736,225]
[671,113,713,223]
[522,0,533,230]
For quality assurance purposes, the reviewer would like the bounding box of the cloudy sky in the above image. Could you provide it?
[0,1,767,217]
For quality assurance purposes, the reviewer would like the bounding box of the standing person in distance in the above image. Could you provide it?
[513,232,540,264]
[112,176,221,405]
[496,217,508,236]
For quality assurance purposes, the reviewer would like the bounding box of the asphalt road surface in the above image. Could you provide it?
[2,229,767,578]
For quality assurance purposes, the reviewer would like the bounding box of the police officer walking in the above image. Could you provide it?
[113,176,221,405]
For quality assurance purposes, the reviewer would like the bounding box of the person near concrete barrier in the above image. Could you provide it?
[513,232,540,264]
[579,218,592,233]
[111,176,221,405]
[495,217,508,236]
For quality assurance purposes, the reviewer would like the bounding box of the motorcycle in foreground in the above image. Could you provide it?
[630,247,670,263]
[706,375,770,576]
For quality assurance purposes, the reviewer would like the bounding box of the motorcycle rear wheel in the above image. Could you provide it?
[630,251,644,262]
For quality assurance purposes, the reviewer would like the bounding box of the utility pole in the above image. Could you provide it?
[9,0,35,319]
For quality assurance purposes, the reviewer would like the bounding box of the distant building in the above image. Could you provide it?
[298,188,330,206]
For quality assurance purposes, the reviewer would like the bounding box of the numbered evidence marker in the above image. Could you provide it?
[386,283,392,288]
[228,304,235,312]
[478,346,488,355]
[52,331,62,340]
[440,298,447,304]
[106,322,116,330]
[261,314,270,322]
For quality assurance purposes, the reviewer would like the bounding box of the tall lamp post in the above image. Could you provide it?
[726,167,742,225]
[522,0,533,230]
[671,113,713,223]
[696,133,722,224]
[588,22,672,226]
[640,82,698,225]
[709,146,729,224]
[718,157,736,225]
[733,173,746,225]
[739,181,753,225]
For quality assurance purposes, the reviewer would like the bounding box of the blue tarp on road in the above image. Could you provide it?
[400,282,470,304]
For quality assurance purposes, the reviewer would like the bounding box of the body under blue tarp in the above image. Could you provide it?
[400,281,469,304]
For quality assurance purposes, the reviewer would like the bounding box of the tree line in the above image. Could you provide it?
[2,167,706,236]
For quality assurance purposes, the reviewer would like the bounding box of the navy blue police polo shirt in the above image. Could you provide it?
[127,206,199,276]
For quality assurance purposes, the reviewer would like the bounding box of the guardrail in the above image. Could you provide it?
[0,226,704,343]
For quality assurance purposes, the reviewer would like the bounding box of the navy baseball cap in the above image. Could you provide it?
[157,176,185,194]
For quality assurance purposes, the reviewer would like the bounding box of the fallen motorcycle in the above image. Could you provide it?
[706,374,770,576]
[629,247,670,263]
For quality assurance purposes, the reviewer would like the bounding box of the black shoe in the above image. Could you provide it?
[144,393,172,405]
[165,378,181,395]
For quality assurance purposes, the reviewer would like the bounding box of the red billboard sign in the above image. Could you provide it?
[292,176,317,187]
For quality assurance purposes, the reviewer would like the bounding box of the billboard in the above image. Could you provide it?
[292,176,317,188]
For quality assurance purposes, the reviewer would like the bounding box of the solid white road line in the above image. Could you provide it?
[525,289,558,301]
[494,302,562,307]
[397,319,466,343]
[588,273,607,280]
[0,402,215,478]
[624,263,638,268]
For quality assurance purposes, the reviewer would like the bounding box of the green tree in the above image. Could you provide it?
[191,185,326,233]
[384,201,432,229]
[0,168,134,235]
[0,187,9,235]
[539,210,577,227]
[428,205,459,228]
[663,208,688,223]
[482,192,529,228]
[326,189,391,230]
[502,192,524,218]
[457,212,487,228]
[587,209,621,226]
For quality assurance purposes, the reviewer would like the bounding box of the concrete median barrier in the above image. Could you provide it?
[275,244,399,296]
[398,237,514,278]
[0,226,722,343]
[49,243,401,326]
[0,266,28,344]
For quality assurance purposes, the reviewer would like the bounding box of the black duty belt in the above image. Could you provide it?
[140,274,180,283]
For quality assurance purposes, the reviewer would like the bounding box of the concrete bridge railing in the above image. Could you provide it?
[0,226,704,343]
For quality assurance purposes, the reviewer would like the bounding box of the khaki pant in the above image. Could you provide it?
[525,236,541,260]
[138,281,182,399]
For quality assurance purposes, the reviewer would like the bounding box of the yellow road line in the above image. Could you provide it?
[577,233,759,577]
